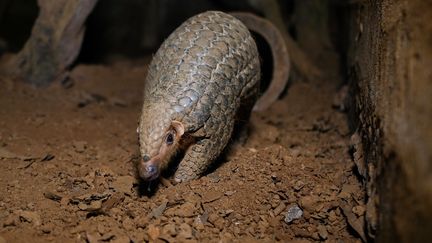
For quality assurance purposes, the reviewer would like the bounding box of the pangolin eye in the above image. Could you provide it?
[166,132,174,145]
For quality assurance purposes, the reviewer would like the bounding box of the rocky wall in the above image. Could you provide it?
[346,0,432,241]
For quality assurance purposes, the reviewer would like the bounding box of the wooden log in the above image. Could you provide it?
[8,0,98,86]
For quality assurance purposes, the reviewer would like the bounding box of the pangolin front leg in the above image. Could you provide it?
[174,116,235,182]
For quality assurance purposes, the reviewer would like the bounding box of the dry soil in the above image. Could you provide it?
[0,59,365,242]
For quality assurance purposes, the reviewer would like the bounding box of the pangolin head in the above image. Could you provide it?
[137,103,184,181]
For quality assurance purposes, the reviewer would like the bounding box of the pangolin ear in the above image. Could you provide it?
[171,121,185,137]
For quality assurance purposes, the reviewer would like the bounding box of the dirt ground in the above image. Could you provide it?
[0,58,365,242]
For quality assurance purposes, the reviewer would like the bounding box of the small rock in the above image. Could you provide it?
[148,200,167,219]
[111,235,130,243]
[183,192,201,202]
[253,215,260,223]
[101,193,125,213]
[43,191,62,202]
[248,148,258,153]
[40,223,55,233]
[97,224,108,235]
[72,141,87,153]
[207,173,221,183]
[273,202,286,216]
[292,226,311,238]
[311,232,320,241]
[207,213,219,225]
[162,223,177,237]
[122,217,134,231]
[78,200,102,211]
[224,190,236,196]
[317,225,328,240]
[95,166,115,177]
[176,202,196,217]
[193,216,205,230]
[293,180,305,191]
[290,147,302,157]
[40,154,55,162]
[99,232,115,242]
[213,218,225,229]
[178,223,193,239]
[17,210,42,226]
[220,232,233,241]
[352,205,366,217]
[112,176,135,195]
[270,194,281,208]
[328,210,338,222]
[299,196,319,212]
[338,184,357,199]
[220,209,234,217]
[271,174,281,183]
[3,214,17,227]
[341,202,367,242]
[27,203,36,211]
[201,190,223,203]
[284,205,303,223]
[147,224,160,241]
[134,215,149,228]
[0,147,27,160]
[200,211,209,224]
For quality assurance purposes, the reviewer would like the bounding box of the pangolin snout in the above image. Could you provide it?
[138,159,159,181]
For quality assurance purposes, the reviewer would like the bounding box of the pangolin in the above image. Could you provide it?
[137,11,290,182]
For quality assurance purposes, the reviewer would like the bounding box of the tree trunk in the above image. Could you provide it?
[9,0,98,86]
